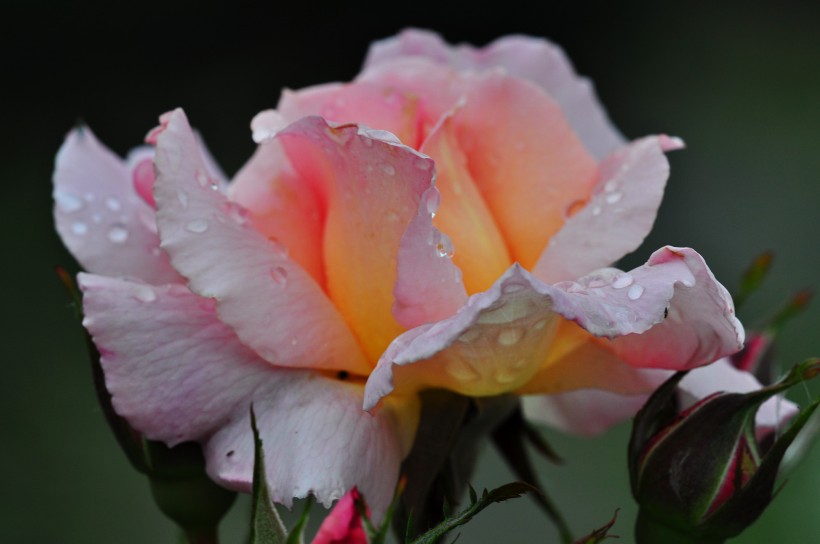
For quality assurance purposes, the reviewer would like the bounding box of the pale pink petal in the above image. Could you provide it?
[153,109,369,374]
[392,187,467,329]
[79,273,410,519]
[533,135,685,283]
[601,247,745,369]
[276,118,437,362]
[278,82,424,147]
[365,28,625,158]
[228,135,325,286]
[365,248,743,408]
[522,389,654,436]
[312,488,368,544]
[679,358,798,437]
[53,127,180,284]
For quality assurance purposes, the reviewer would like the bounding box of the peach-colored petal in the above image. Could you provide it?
[420,113,512,294]
[533,135,684,283]
[153,109,368,374]
[53,127,181,284]
[277,118,436,362]
[452,70,599,269]
[364,28,625,159]
[229,136,325,287]
[79,273,411,519]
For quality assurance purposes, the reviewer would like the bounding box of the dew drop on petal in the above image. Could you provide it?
[533,319,547,330]
[71,221,88,235]
[185,219,209,233]
[436,239,454,258]
[425,191,441,216]
[612,274,634,289]
[564,198,586,219]
[497,328,523,346]
[605,192,623,204]
[447,360,480,382]
[196,170,210,187]
[270,266,288,285]
[415,158,432,171]
[55,192,83,213]
[627,284,645,300]
[177,191,189,210]
[591,205,602,216]
[105,197,121,211]
[107,224,129,244]
[133,285,156,303]
[381,163,396,176]
[604,180,619,193]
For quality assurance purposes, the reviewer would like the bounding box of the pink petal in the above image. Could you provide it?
[364,28,624,158]
[228,134,325,287]
[276,117,437,362]
[53,127,181,284]
[365,248,743,408]
[152,109,369,374]
[79,273,411,519]
[533,135,684,283]
[522,389,655,436]
[312,488,368,544]
[392,187,467,329]
[679,358,798,437]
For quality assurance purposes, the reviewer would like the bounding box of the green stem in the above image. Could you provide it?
[635,511,724,544]
[179,527,219,544]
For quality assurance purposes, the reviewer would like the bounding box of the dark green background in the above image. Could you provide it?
[3,1,818,542]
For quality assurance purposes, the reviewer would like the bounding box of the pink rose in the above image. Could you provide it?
[53,29,744,517]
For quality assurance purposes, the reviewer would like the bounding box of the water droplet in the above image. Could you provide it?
[270,266,288,285]
[185,219,209,233]
[415,158,432,171]
[436,239,454,258]
[612,274,634,289]
[133,285,156,302]
[425,191,440,216]
[196,170,210,187]
[494,368,519,384]
[55,192,83,213]
[604,180,619,192]
[497,328,523,346]
[447,360,480,382]
[503,283,525,294]
[177,191,189,209]
[591,205,602,216]
[220,201,250,225]
[533,319,547,330]
[381,164,396,176]
[564,199,586,219]
[386,211,399,222]
[71,222,88,235]
[107,224,129,243]
[605,192,623,204]
[105,197,121,211]
[627,284,645,300]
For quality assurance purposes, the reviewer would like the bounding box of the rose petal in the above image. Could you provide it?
[392,187,467,329]
[313,488,368,544]
[533,135,684,283]
[79,273,414,519]
[228,135,325,286]
[522,389,654,436]
[277,118,436,362]
[364,28,625,158]
[419,112,512,294]
[53,127,181,284]
[365,247,743,408]
[153,109,369,374]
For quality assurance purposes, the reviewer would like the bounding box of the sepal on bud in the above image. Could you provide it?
[629,360,820,543]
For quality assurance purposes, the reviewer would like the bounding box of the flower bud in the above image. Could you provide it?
[629,360,820,543]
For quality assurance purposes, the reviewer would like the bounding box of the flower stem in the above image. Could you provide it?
[179,527,219,544]
[635,511,724,544]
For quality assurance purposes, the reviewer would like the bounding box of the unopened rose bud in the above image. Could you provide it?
[629,360,820,544]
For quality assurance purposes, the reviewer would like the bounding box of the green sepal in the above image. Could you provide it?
[250,407,289,544]
[408,482,538,544]
[285,497,314,544]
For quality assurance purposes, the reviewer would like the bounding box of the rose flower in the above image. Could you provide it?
[53,29,743,518]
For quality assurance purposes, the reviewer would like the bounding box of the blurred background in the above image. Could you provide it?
[3,0,818,542]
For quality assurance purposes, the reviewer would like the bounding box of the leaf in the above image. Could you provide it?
[409,482,538,544]
[250,407,289,544]
[734,251,773,309]
[573,510,619,543]
[286,497,314,544]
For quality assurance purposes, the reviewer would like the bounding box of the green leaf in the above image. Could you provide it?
[285,497,314,544]
[250,407,289,544]
[409,482,537,544]
[573,510,619,543]
[734,251,773,309]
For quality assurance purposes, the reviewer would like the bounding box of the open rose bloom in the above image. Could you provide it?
[54,29,747,518]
